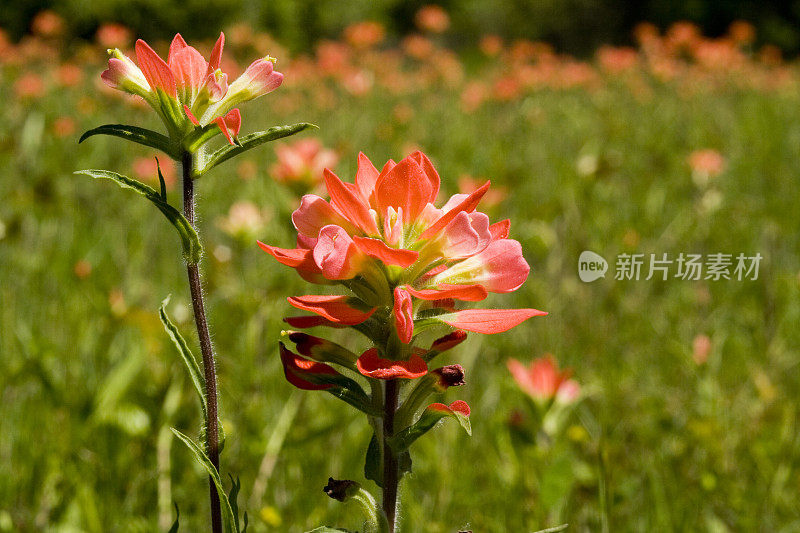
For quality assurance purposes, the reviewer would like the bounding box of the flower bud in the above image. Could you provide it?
[323,477,361,502]
[432,364,466,390]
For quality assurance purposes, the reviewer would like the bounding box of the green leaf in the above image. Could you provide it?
[228,474,246,533]
[304,527,356,533]
[314,374,381,416]
[389,406,471,454]
[199,123,317,174]
[171,428,238,533]
[159,296,206,419]
[79,124,179,159]
[156,157,168,201]
[167,503,180,533]
[364,433,382,487]
[75,169,202,263]
[364,433,412,490]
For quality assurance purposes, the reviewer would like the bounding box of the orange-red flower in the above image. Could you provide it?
[261,151,546,345]
[507,355,580,404]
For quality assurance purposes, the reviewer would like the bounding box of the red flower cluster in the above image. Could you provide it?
[262,151,545,395]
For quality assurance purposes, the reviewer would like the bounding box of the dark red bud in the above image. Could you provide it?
[433,364,466,388]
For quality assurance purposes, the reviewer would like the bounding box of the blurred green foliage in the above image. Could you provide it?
[4,0,800,54]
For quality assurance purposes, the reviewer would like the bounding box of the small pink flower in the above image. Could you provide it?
[508,355,580,404]
[415,6,450,34]
[688,149,726,179]
[343,21,385,49]
[271,138,338,187]
[31,10,64,37]
[96,23,133,48]
[692,334,712,365]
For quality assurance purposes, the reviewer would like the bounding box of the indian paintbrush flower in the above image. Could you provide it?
[262,150,546,531]
[101,33,283,145]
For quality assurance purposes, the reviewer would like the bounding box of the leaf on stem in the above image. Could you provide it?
[79,124,179,159]
[364,433,412,488]
[159,296,206,419]
[198,123,317,174]
[74,169,202,263]
[171,428,238,533]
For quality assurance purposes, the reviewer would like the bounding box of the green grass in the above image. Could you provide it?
[2,52,800,532]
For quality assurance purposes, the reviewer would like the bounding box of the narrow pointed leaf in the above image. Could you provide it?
[156,157,168,201]
[364,433,382,487]
[171,428,238,533]
[167,503,180,533]
[159,295,206,418]
[200,123,317,174]
[228,474,243,533]
[79,124,179,159]
[75,169,202,263]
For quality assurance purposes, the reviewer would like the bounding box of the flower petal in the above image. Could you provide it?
[439,308,547,334]
[169,45,207,96]
[356,348,428,379]
[279,342,338,390]
[287,295,375,325]
[418,181,490,240]
[432,239,530,293]
[323,168,379,234]
[355,152,380,205]
[435,211,491,259]
[214,108,241,145]
[168,34,189,63]
[312,225,363,280]
[374,156,432,225]
[257,241,312,267]
[427,400,471,417]
[135,39,177,98]
[430,330,467,352]
[405,284,487,302]
[393,287,414,343]
[409,151,440,203]
[184,104,200,126]
[207,32,225,74]
[292,194,356,238]
[352,236,418,267]
[489,219,510,240]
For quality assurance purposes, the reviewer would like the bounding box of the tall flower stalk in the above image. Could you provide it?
[261,151,546,531]
[78,33,313,531]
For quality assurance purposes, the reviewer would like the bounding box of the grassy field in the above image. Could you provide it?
[2,20,800,532]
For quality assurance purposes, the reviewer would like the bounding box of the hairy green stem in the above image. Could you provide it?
[182,151,223,533]
[382,379,400,532]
